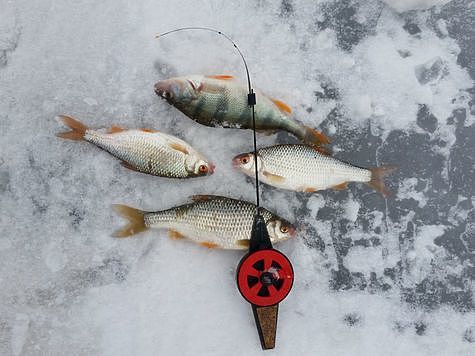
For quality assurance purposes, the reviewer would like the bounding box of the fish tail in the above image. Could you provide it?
[112,204,148,237]
[56,115,88,140]
[302,126,331,146]
[367,166,398,197]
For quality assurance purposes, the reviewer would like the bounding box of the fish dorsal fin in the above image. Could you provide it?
[263,171,285,183]
[168,142,189,155]
[206,75,234,81]
[191,195,212,202]
[311,145,332,156]
[108,126,126,134]
[271,99,292,114]
[141,128,158,133]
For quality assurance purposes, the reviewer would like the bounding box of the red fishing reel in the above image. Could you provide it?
[236,213,294,349]
[237,249,294,307]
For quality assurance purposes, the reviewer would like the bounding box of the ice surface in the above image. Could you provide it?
[382,0,452,12]
[0,0,474,355]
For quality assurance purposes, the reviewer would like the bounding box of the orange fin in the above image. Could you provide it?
[332,182,348,191]
[168,230,185,240]
[206,75,234,80]
[312,145,332,156]
[367,166,398,198]
[200,241,219,249]
[304,187,317,193]
[263,171,285,184]
[191,195,212,202]
[108,126,125,134]
[236,239,250,248]
[120,161,140,172]
[56,115,88,140]
[303,126,331,145]
[112,204,147,237]
[271,99,292,114]
[141,128,158,133]
[169,142,189,155]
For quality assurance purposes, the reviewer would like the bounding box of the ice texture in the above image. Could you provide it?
[0,0,474,355]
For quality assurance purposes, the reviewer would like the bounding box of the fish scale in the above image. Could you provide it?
[142,196,291,249]
[56,115,213,178]
[86,130,188,177]
[154,75,330,146]
[236,144,373,192]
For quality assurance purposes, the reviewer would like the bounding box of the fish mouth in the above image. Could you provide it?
[154,82,171,100]
[208,162,216,174]
[288,225,297,238]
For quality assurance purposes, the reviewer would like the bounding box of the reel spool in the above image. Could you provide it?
[237,249,294,307]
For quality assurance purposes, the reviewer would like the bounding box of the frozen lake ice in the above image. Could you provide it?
[0,0,473,355]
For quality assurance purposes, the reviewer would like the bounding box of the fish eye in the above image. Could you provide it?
[164,92,172,99]
[280,226,289,233]
[240,156,249,164]
[199,164,208,173]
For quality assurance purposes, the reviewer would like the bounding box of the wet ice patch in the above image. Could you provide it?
[406,224,446,283]
[382,0,452,12]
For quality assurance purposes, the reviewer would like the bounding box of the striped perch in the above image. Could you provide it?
[154,74,330,147]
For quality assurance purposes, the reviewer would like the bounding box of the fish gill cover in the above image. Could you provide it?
[0,0,473,355]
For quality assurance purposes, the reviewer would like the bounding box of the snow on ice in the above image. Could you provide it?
[0,0,473,355]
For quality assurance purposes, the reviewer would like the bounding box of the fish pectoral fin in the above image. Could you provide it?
[200,241,219,249]
[168,142,189,155]
[206,75,234,81]
[271,99,292,114]
[191,195,212,202]
[120,161,141,172]
[304,187,317,193]
[263,171,285,183]
[168,229,186,240]
[332,182,348,190]
[141,128,159,133]
[236,239,250,248]
[108,126,126,134]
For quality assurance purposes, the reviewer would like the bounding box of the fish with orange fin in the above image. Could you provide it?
[113,195,296,249]
[154,75,330,147]
[232,144,397,197]
[56,115,214,178]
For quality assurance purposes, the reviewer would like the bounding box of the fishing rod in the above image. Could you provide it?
[156,27,294,350]
[156,27,260,211]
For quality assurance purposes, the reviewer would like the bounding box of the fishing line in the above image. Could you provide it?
[156,27,261,211]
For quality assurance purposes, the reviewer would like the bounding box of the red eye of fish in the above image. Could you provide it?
[240,157,249,164]
[199,165,208,173]
[280,226,289,233]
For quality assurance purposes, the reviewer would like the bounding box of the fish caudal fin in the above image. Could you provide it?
[303,126,331,146]
[57,115,88,140]
[112,204,148,237]
[367,166,398,197]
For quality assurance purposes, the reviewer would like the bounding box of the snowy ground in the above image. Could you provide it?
[0,0,474,355]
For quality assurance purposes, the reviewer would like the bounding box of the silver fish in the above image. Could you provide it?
[233,144,396,196]
[154,74,330,146]
[57,115,214,178]
[113,195,296,249]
